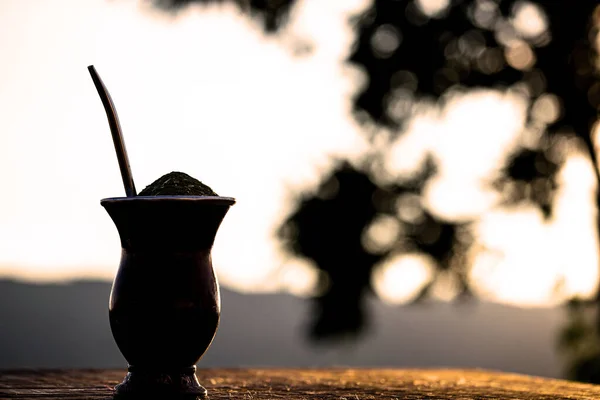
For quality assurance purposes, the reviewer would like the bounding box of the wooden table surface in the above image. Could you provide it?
[2,368,600,399]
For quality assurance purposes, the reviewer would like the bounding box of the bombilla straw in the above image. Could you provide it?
[88,65,137,197]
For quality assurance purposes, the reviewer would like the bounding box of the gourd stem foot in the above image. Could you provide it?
[114,365,207,398]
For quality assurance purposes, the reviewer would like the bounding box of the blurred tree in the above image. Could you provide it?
[348,0,600,212]
[283,0,599,341]
[345,2,600,382]
[148,0,297,32]
[150,0,600,375]
[277,157,460,340]
[558,299,600,383]
[278,162,381,340]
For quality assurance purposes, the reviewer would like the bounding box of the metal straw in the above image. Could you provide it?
[88,65,137,197]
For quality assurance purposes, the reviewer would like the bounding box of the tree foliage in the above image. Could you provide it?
[152,0,600,377]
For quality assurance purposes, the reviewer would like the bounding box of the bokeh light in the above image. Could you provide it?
[372,253,435,304]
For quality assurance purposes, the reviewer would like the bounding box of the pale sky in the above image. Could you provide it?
[0,0,598,308]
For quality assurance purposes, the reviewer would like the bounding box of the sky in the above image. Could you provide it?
[0,0,598,308]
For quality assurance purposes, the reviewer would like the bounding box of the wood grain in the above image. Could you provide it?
[2,368,600,399]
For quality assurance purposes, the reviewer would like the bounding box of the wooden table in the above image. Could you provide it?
[2,368,600,399]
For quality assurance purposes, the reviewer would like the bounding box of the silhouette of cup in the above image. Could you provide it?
[101,195,235,397]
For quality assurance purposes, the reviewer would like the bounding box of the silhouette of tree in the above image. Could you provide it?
[148,0,297,32]
[493,145,559,218]
[278,162,381,340]
[558,299,600,383]
[278,157,450,339]
[348,0,599,211]
[150,0,600,374]
[283,0,599,341]
[343,0,600,380]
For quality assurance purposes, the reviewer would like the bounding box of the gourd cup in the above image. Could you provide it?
[102,195,235,397]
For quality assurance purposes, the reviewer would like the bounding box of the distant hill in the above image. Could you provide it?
[0,280,566,378]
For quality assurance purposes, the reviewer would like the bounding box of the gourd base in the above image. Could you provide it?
[114,366,207,399]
